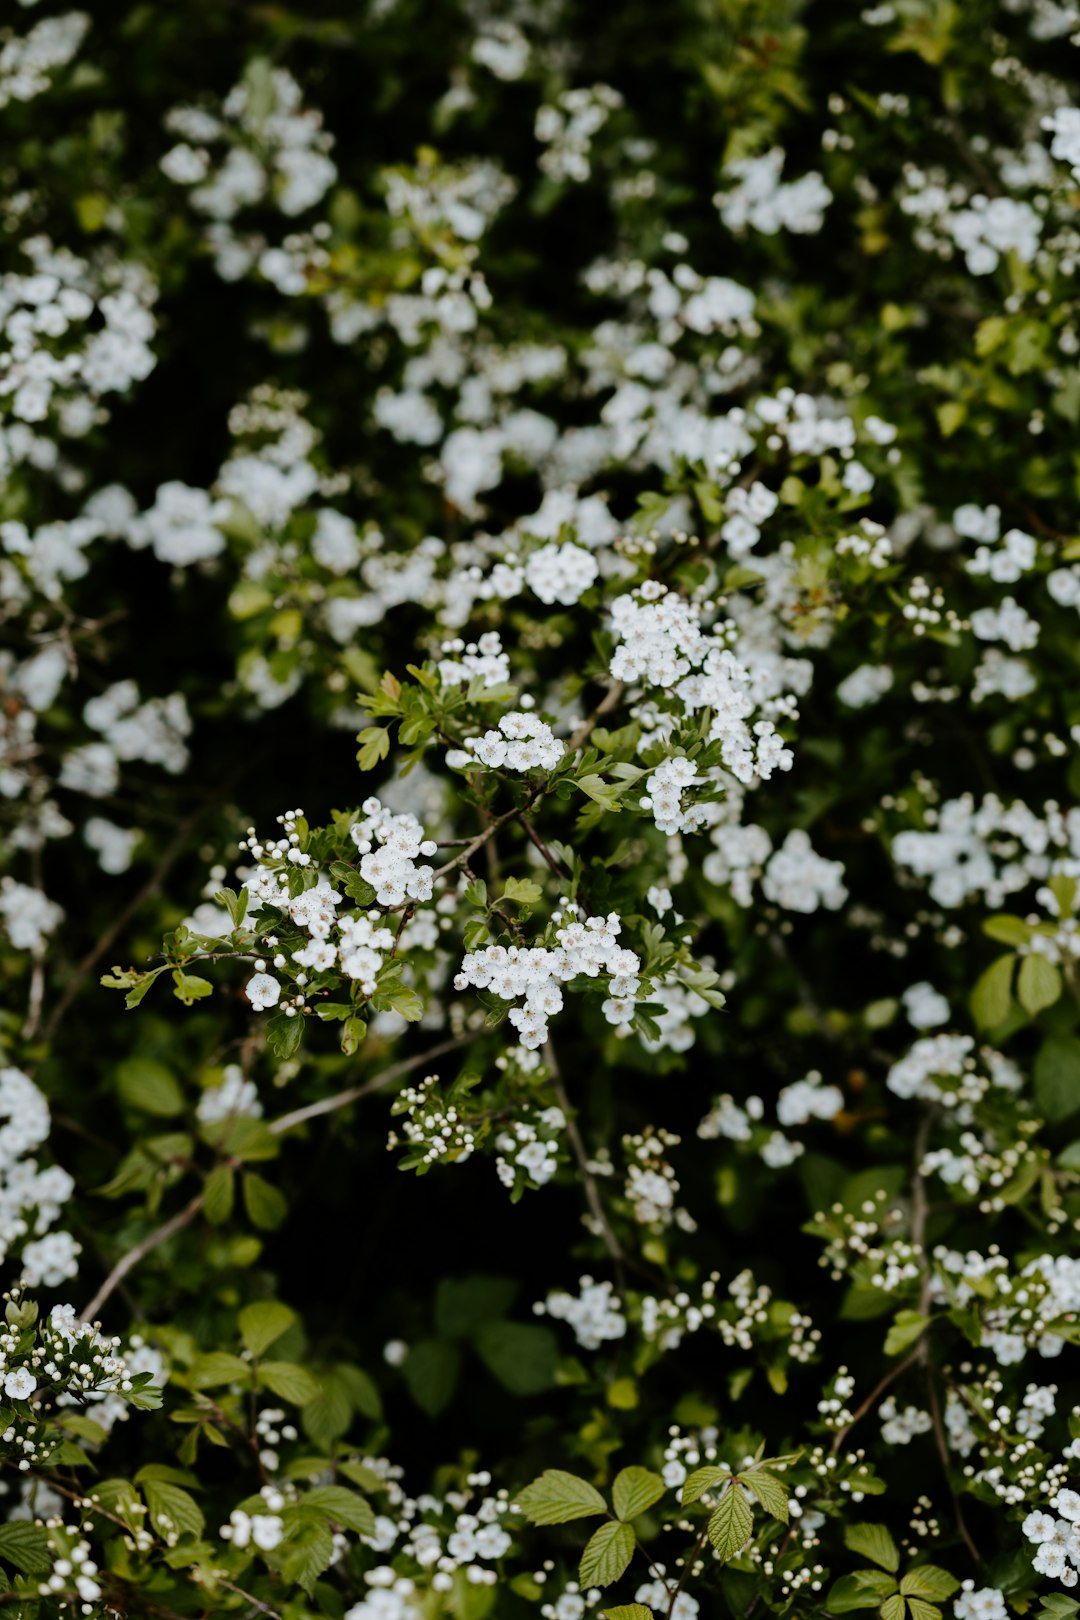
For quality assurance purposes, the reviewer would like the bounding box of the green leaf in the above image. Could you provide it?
[202,1164,235,1226]
[186,1352,249,1390]
[266,1009,304,1059]
[402,1338,461,1417]
[1017,953,1062,1016]
[579,1521,636,1588]
[0,1524,52,1575]
[969,955,1014,1029]
[707,1483,754,1562]
[302,1372,354,1452]
[243,1171,288,1230]
[612,1467,665,1522]
[258,1361,322,1406]
[884,1311,928,1357]
[239,1299,296,1358]
[982,915,1032,946]
[303,1485,376,1537]
[603,1608,654,1620]
[844,1524,899,1573]
[881,1596,907,1620]
[501,876,543,905]
[172,970,213,1005]
[826,1573,898,1612]
[516,1470,608,1525]
[907,1602,943,1620]
[900,1568,960,1601]
[116,1057,185,1117]
[1036,1035,1080,1123]
[576,774,622,811]
[356,726,390,771]
[742,1470,789,1524]
[474,1321,558,1395]
[141,1479,205,1543]
[435,1275,517,1339]
[681,1465,730,1504]
[279,1520,334,1595]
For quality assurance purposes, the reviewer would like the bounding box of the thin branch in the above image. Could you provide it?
[544,1040,627,1292]
[830,1345,924,1455]
[567,680,625,754]
[268,1033,472,1135]
[80,1192,205,1324]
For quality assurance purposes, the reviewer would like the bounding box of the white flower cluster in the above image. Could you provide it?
[900,165,1042,275]
[0,878,63,954]
[761,829,848,914]
[494,1107,565,1191]
[1023,1489,1080,1582]
[522,540,599,606]
[892,793,1080,909]
[878,1397,932,1446]
[716,148,833,235]
[78,680,192,780]
[164,66,337,222]
[388,1075,477,1169]
[1044,106,1080,182]
[222,1500,285,1553]
[610,583,795,787]
[351,800,437,907]
[197,1064,262,1126]
[535,1276,627,1350]
[0,235,156,433]
[455,906,642,1049]
[451,710,564,773]
[535,85,623,184]
[970,596,1040,653]
[345,1467,515,1613]
[0,11,88,111]
[436,632,510,689]
[776,1072,845,1129]
[0,1068,76,1284]
[887,1035,1022,1117]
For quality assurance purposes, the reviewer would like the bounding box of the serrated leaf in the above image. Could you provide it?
[900,1567,959,1601]
[742,1470,789,1523]
[258,1361,322,1406]
[681,1465,730,1504]
[1018,953,1062,1016]
[603,1608,654,1620]
[612,1466,665,1522]
[303,1485,376,1537]
[579,1520,635,1588]
[516,1470,608,1525]
[239,1299,296,1357]
[279,1520,334,1595]
[827,1572,898,1612]
[844,1524,899,1573]
[881,1596,907,1620]
[402,1338,461,1417]
[0,1524,52,1575]
[707,1483,753,1562]
[266,1009,304,1059]
[142,1479,205,1543]
[302,1372,354,1452]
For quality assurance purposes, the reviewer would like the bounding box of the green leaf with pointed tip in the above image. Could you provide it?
[970,955,1015,1029]
[883,1310,928,1356]
[0,1524,53,1575]
[303,1485,376,1538]
[602,1608,653,1620]
[826,1573,898,1612]
[907,1602,943,1620]
[900,1568,959,1601]
[881,1596,907,1620]
[844,1524,900,1573]
[681,1465,730,1504]
[742,1470,789,1523]
[580,1521,636,1588]
[707,1483,753,1562]
[238,1299,296,1358]
[1018,952,1062,1015]
[517,1470,608,1525]
[258,1361,322,1406]
[612,1467,665,1522]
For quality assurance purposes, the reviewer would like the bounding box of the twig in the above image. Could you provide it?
[544,1040,626,1292]
[268,1033,472,1135]
[830,1345,923,1455]
[567,680,625,754]
[207,1575,282,1619]
[80,1192,205,1323]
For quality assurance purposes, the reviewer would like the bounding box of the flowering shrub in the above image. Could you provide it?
[4,1,1080,1617]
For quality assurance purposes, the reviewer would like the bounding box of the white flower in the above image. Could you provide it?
[246,972,281,1011]
[3,1367,36,1400]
